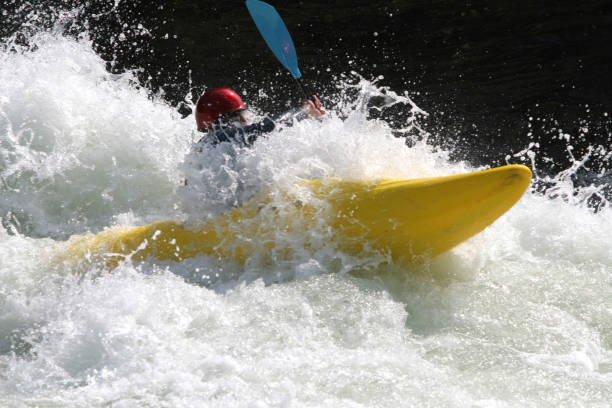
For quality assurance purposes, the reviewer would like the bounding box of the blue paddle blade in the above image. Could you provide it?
[246,0,302,79]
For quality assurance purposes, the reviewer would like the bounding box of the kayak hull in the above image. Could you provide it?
[60,165,532,267]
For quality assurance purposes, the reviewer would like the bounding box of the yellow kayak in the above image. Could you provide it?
[60,164,531,267]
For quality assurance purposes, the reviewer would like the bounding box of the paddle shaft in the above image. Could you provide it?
[296,78,314,101]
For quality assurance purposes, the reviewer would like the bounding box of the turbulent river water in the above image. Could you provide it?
[1,28,611,407]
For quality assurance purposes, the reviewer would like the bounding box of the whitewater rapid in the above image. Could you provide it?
[1,32,611,407]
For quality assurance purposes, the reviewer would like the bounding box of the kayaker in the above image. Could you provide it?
[193,87,325,148]
[179,87,325,220]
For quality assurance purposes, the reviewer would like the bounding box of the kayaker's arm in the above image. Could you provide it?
[197,107,313,148]
[194,95,324,149]
[209,116,277,146]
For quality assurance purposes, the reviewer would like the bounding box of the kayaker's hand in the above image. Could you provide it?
[302,95,325,120]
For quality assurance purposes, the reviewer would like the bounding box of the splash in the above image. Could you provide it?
[0,11,611,408]
[0,31,191,238]
[506,130,610,212]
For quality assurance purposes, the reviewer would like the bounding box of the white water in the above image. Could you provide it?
[1,32,611,408]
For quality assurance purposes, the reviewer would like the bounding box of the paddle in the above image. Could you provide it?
[245,0,313,100]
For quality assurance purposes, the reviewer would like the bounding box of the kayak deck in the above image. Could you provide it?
[59,165,532,267]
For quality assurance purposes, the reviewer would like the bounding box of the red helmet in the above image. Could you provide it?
[195,88,246,130]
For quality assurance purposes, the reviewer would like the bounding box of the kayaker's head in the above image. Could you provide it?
[195,88,248,131]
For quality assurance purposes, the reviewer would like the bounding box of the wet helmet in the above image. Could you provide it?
[195,88,247,130]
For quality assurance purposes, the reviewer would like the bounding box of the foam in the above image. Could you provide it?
[1,27,610,408]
